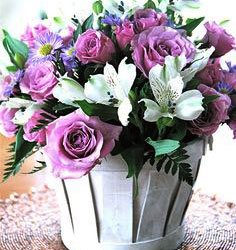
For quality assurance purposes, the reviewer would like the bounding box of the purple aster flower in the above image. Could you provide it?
[216,82,234,95]
[226,62,236,73]
[101,14,122,26]
[61,46,78,71]
[29,32,63,64]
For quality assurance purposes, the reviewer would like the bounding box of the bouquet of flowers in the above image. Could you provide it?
[0,0,235,187]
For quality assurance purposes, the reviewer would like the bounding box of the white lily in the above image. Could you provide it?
[53,75,88,107]
[140,55,204,122]
[84,57,136,126]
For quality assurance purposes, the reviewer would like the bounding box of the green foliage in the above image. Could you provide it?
[203,95,219,105]
[74,100,118,121]
[121,145,144,197]
[178,17,205,36]
[156,147,194,186]
[24,161,47,174]
[73,21,82,41]
[6,65,18,72]
[2,30,28,69]
[146,138,180,157]
[93,0,103,15]
[82,14,94,32]
[144,0,156,9]
[3,128,37,182]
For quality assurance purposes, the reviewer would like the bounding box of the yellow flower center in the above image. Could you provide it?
[67,47,75,56]
[39,43,53,56]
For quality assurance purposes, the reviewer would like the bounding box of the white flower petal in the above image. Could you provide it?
[13,104,42,125]
[168,75,184,101]
[84,74,112,104]
[181,47,215,84]
[140,98,162,122]
[118,97,132,126]
[4,98,35,109]
[175,90,204,121]
[118,57,136,97]
[53,76,86,106]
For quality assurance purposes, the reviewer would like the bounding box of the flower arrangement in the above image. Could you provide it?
[0,0,236,188]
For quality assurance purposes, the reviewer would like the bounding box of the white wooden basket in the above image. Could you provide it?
[53,139,205,250]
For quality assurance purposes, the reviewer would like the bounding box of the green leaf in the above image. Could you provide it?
[24,161,47,174]
[144,0,156,9]
[121,145,144,197]
[178,17,205,36]
[6,65,18,72]
[2,30,28,69]
[73,21,83,41]
[164,160,172,174]
[3,127,37,182]
[203,95,219,105]
[93,0,103,15]
[146,138,180,157]
[53,16,64,25]
[75,100,118,121]
[156,156,166,172]
[82,14,94,32]
[178,163,194,186]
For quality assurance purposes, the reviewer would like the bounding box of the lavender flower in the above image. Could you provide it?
[101,13,122,26]
[29,32,63,63]
[216,82,234,95]
[61,46,78,71]
[226,62,236,73]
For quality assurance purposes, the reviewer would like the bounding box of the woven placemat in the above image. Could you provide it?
[0,186,236,250]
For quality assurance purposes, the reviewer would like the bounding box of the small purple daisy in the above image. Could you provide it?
[29,32,63,64]
[216,82,234,95]
[61,46,77,71]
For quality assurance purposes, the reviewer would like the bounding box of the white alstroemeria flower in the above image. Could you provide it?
[53,75,88,107]
[4,98,35,109]
[85,57,136,126]
[140,56,204,122]
[102,0,145,18]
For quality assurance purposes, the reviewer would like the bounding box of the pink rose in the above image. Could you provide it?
[116,20,135,50]
[20,62,58,102]
[23,110,48,145]
[203,22,236,57]
[21,24,50,48]
[229,120,236,139]
[196,59,223,87]
[0,105,18,138]
[134,9,167,33]
[131,26,195,77]
[188,84,231,136]
[75,29,116,64]
[44,110,122,179]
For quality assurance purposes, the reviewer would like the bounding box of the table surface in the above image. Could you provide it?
[0,186,235,250]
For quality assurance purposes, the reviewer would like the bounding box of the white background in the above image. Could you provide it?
[0,0,236,202]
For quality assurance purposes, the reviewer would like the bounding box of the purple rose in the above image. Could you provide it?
[116,20,135,50]
[20,62,58,102]
[188,84,231,136]
[203,22,236,57]
[131,26,195,77]
[75,29,116,64]
[196,59,223,87]
[44,110,122,179]
[23,110,48,145]
[229,120,236,139]
[0,105,18,138]
[134,9,167,33]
